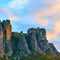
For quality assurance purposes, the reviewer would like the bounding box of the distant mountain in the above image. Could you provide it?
[0,20,60,60]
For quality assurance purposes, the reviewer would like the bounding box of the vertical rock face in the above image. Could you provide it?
[27,28,42,53]
[18,31,31,57]
[35,28,56,56]
[0,20,60,58]
[1,20,12,57]
[5,20,12,41]
[35,28,49,52]
[2,20,11,41]
[0,21,4,57]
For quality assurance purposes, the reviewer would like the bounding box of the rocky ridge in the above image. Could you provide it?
[0,20,59,60]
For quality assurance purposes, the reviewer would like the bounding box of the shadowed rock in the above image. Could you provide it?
[35,27,57,56]
[49,43,60,56]
[18,31,31,57]
[27,28,42,53]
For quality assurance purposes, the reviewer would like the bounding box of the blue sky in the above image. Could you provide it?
[0,0,60,52]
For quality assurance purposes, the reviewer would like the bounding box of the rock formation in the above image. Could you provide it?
[18,31,31,57]
[0,20,12,58]
[35,28,57,56]
[27,28,42,53]
[0,20,59,60]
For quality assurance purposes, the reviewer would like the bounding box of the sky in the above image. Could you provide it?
[0,0,60,52]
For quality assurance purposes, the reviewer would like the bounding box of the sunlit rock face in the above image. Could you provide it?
[5,20,12,40]
[27,28,42,53]
[0,21,4,57]
[2,20,12,41]
[0,20,12,57]
[1,20,12,57]
[35,28,56,56]
[18,31,31,57]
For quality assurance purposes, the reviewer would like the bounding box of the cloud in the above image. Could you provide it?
[31,1,60,17]
[37,19,48,25]
[0,6,19,20]
[28,0,60,40]
[47,19,60,40]
[32,17,49,26]
[8,0,30,8]
[29,1,60,27]
[44,0,60,4]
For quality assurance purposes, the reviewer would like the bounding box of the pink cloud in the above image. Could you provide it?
[30,1,60,17]
[7,0,30,8]
[47,19,60,40]
[29,0,60,40]
[0,6,19,20]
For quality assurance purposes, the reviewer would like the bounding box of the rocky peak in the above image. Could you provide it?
[35,28,46,40]
[6,19,10,24]
[35,28,57,56]
[0,20,60,59]
[0,20,12,58]
[26,27,57,56]
[27,28,42,53]
[2,20,11,40]
[27,28,36,35]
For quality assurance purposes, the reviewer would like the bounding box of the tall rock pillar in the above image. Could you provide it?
[0,20,4,57]
[36,28,56,56]
[27,28,42,53]
[2,20,12,57]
